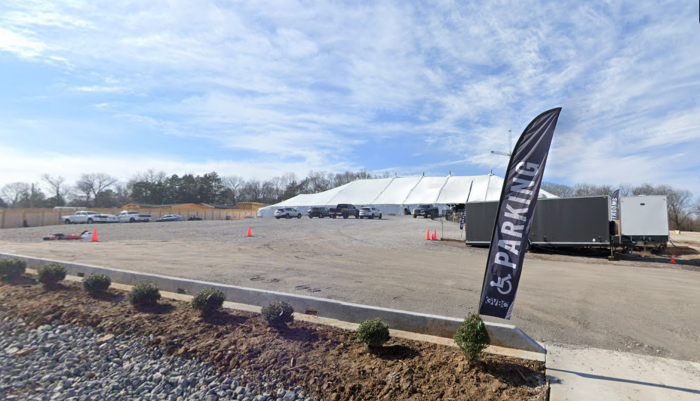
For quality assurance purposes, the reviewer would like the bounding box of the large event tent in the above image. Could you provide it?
[257,173,556,217]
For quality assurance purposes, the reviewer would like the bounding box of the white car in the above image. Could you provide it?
[93,213,119,223]
[359,207,382,219]
[117,210,152,223]
[63,211,100,224]
[274,208,302,219]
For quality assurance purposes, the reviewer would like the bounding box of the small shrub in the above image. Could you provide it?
[83,274,112,294]
[454,313,491,362]
[0,258,27,280]
[129,282,161,307]
[261,301,294,327]
[37,264,67,287]
[192,288,226,314]
[357,318,390,348]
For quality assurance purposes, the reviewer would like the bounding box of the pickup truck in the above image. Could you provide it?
[117,210,152,223]
[63,211,100,224]
[413,204,439,219]
[329,204,360,219]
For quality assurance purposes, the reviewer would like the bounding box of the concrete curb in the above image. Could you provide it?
[1,253,545,354]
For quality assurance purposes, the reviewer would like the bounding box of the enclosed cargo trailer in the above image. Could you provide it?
[612,195,668,250]
[465,196,612,247]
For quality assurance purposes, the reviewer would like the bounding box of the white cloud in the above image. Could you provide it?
[0,28,48,58]
[0,0,698,196]
[0,145,357,189]
[73,85,130,93]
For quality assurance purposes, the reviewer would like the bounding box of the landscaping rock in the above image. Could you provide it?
[0,316,315,401]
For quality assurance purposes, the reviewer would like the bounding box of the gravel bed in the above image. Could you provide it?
[0,216,464,247]
[0,316,315,401]
[0,218,692,269]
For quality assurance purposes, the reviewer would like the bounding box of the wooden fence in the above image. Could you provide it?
[0,208,257,229]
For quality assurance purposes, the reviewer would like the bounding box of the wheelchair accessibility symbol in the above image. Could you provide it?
[490,274,512,295]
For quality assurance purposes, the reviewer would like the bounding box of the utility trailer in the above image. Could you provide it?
[464,196,612,247]
[612,195,668,251]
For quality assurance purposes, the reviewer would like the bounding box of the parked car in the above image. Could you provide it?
[92,213,119,223]
[329,204,360,219]
[274,208,302,219]
[359,207,383,219]
[413,204,439,218]
[63,211,100,224]
[307,207,330,218]
[187,215,203,221]
[117,210,151,223]
[156,214,185,222]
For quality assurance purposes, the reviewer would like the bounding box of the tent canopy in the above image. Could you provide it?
[258,174,555,217]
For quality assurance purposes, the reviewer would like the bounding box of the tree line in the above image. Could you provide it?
[1,171,698,231]
[0,169,388,209]
[540,182,699,232]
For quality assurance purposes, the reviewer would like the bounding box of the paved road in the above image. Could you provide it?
[1,217,699,362]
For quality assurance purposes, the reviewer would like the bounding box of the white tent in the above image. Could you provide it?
[257,174,556,217]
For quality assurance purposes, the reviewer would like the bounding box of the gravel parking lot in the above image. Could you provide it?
[1,216,699,362]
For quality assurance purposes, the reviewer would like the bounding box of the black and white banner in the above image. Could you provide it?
[611,189,619,221]
[478,108,562,319]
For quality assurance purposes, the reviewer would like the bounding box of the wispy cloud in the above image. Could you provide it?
[0,0,698,194]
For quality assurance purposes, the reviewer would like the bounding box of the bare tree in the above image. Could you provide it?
[663,187,693,232]
[632,183,658,196]
[305,170,332,193]
[113,183,131,207]
[261,180,277,203]
[240,179,262,202]
[541,182,575,197]
[75,173,118,207]
[618,184,634,197]
[0,182,30,208]
[222,175,244,205]
[41,174,67,207]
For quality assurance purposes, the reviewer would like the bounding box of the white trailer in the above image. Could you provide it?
[616,195,669,250]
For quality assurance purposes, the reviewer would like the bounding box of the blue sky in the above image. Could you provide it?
[1,0,699,194]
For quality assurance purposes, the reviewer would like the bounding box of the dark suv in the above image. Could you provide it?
[413,204,439,218]
[307,207,330,218]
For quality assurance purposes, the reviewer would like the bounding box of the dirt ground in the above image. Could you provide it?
[1,217,699,363]
[0,278,547,401]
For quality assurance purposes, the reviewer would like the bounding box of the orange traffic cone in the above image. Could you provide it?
[670,254,676,264]
[426,229,430,240]
[247,225,252,237]
[432,229,437,241]
[91,228,99,242]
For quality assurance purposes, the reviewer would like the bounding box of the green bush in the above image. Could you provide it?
[0,258,27,280]
[191,288,226,314]
[454,313,491,361]
[357,318,390,348]
[83,274,112,294]
[37,264,67,287]
[261,301,294,327]
[129,282,161,307]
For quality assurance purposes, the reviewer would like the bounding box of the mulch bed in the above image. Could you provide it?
[0,276,547,400]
